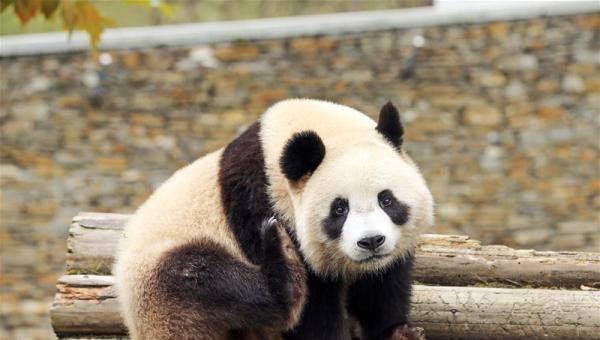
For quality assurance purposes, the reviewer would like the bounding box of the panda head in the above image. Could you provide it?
[279,102,434,277]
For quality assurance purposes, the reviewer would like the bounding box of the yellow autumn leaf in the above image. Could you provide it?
[4,0,172,54]
[60,0,79,32]
[14,0,41,25]
[74,0,104,50]
[41,0,59,18]
[101,15,116,28]
[158,2,174,18]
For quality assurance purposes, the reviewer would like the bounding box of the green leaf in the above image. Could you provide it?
[41,0,58,18]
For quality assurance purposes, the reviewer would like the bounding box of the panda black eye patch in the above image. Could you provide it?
[322,197,348,240]
[378,190,410,226]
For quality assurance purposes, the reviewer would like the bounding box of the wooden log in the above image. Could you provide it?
[411,285,600,340]
[414,234,600,289]
[67,213,130,276]
[50,275,600,340]
[50,275,125,336]
[66,212,600,289]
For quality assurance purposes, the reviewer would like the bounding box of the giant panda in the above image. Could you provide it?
[114,99,434,340]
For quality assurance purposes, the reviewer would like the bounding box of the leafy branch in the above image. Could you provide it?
[1,0,173,51]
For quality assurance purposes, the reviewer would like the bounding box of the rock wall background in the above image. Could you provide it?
[1,12,599,339]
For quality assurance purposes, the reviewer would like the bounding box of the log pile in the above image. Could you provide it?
[51,212,600,339]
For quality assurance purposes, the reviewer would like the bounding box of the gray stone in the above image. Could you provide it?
[480,146,504,171]
[0,165,28,182]
[82,71,100,88]
[341,69,373,82]
[190,46,219,68]
[11,100,49,121]
[572,126,596,140]
[437,202,465,220]
[486,131,501,144]
[497,54,538,71]
[584,92,600,107]
[2,246,37,267]
[520,130,547,147]
[557,221,599,234]
[505,80,527,99]
[574,49,600,64]
[25,76,51,93]
[561,74,585,94]
[401,110,418,123]
[550,234,586,250]
[547,127,572,142]
[512,228,555,246]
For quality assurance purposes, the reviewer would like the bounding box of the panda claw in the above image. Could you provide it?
[260,217,283,257]
[260,217,302,266]
[389,325,426,340]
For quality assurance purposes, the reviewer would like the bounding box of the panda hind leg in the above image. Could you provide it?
[152,220,306,332]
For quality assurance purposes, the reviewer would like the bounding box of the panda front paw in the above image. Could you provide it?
[260,217,284,260]
[260,217,307,329]
[260,217,302,266]
[388,325,426,340]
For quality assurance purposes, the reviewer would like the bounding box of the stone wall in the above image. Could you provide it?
[1,12,599,339]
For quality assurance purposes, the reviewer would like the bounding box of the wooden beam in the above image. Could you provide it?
[67,212,600,289]
[50,275,600,340]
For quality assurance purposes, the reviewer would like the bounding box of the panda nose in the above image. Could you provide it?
[357,235,386,251]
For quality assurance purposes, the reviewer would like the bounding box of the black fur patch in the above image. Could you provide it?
[378,190,410,226]
[280,130,326,182]
[284,272,350,340]
[260,219,295,309]
[155,240,285,328]
[347,255,414,340]
[219,121,272,264]
[376,101,404,149]
[322,197,349,240]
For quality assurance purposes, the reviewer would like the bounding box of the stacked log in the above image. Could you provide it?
[51,212,600,339]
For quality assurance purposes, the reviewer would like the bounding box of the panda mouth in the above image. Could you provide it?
[356,254,388,263]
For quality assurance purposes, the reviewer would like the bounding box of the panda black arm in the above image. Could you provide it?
[347,255,414,340]
[284,271,351,340]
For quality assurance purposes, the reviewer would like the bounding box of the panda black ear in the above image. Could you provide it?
[280,130,326,182]
[376,101,404,149]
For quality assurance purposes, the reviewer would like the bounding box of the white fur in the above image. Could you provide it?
[341,208,399,262]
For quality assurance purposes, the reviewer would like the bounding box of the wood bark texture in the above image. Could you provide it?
[51,275,600,339]
[67,212,600,288]
[52,212,600,339]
